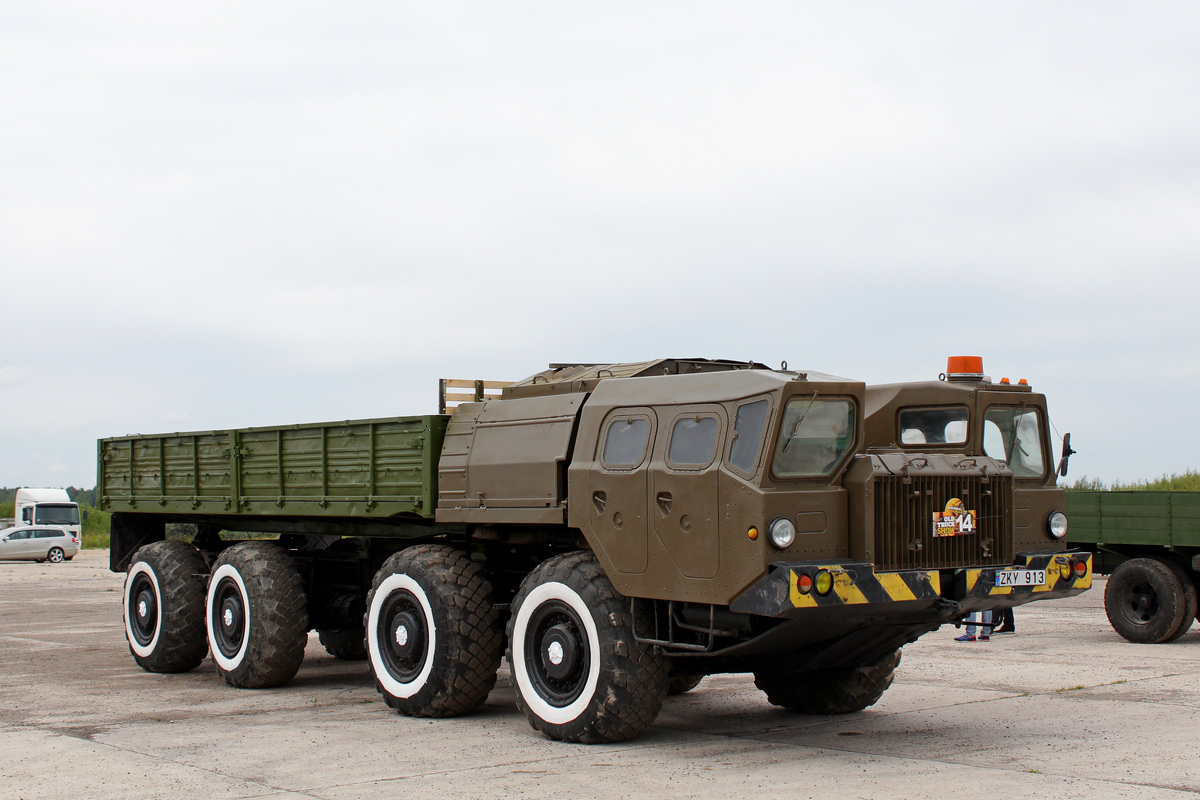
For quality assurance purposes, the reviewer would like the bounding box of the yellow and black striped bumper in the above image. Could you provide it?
[729,551,1092,619]
[956,552,1092,613]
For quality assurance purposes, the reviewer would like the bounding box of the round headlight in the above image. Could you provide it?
[768,517,797,549]
[1047,511,1068,539]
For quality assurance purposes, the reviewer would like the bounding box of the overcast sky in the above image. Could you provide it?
[2,2,1199,488]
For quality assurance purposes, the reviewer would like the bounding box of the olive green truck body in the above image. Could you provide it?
[102,357,1091,743]
[1067,491,1200,643]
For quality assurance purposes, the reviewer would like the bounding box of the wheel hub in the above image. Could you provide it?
[137,589,155,623]
[377,589,429,682]
[1127,582,1159,623]
[540,623,580,680]
[523,600,591,707]
[390,610,422,660]
[129,576,159,646]
[211,576,247,658]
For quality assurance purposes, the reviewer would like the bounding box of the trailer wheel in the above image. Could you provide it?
[1162,560,1197,641]
[754,649,901,715]
[124,541,209,673]
[668,675,704,695]
[507,551,669,743]
[1104,558,1190,644]
[366,545,502,717]
[206,542,308,688]
[318,627,368,660]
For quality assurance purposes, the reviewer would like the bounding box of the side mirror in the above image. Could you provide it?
[1057,433,1077,478]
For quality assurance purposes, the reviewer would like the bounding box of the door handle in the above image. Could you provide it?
[592,491,607,514]
[656,492,673,517]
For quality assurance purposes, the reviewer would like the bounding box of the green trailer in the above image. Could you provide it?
[99,415,446,525]
[1067,491,1200,643]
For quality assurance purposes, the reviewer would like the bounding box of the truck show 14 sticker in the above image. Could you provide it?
[933,497,976,537]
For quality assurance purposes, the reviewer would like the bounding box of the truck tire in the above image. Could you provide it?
[206,542,308,688]
[318,627,368,660]
[754,649,901,715]
[507,551,669,743]
[124,541,209,673]
[1162,560,1198,641]
[1104,558,1190,644]
[668,675,704,695]
[365,545,502,717]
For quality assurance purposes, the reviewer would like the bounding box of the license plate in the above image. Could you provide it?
[995,569,1046,587]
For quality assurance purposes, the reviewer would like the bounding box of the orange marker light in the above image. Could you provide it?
[797,573,813,594]
[1018,379,1028,385]
[999,377,1010,384]
[946,356,984,378]
[747,527,759,541]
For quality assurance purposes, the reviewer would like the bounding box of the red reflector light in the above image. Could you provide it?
[1073,560,1087,576]
[797,573,813,594]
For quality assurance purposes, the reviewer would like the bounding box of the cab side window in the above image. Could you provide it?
[667,416,720,469]
[728,398,770,474]
[601,417,651,469]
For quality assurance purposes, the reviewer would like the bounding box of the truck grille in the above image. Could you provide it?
[873,474,1013,571]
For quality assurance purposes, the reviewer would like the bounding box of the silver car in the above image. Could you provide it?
[0,525,80,563]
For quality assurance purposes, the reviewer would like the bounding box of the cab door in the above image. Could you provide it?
[587,408,656,574]
[648,405,726,580]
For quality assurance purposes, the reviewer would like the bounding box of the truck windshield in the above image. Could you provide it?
[771,398,855,477]
[983,407,1046,478]
[34,505,80,525]
[899,407,968,445]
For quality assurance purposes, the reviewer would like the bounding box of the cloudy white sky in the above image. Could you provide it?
[2,2,1198,488]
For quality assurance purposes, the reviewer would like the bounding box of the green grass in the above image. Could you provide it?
[82,508,111,549]
[1066,469,1200,492]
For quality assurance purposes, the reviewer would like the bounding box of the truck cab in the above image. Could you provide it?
[15,488,82,541]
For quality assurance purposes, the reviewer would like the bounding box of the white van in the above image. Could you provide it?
[14,488,82,540]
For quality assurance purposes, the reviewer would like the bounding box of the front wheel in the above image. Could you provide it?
[1104,558,1190,644]
[754,650,901,715]
[507,551,669,743]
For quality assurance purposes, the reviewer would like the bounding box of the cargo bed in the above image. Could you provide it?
[98,415,447,520]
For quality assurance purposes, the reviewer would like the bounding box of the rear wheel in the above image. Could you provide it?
[206,542,308,688]
[47,548,65,564]
[1104,558,1189,644]
[1162,561,1198,641]
[507,551,669,743]
[366,545,502,717]
[754,650,901,715]
[124,541,209,673]
[318,627,368,660]
[668,675,705,695]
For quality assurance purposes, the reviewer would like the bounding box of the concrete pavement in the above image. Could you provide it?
[1,550,1197,800]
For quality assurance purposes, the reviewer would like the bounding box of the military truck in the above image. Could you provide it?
[101,357,1090,744]
[1067,491,1199,643]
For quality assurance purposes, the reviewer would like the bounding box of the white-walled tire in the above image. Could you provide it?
[366,545,502,717]
[507,551,669,743]
[206,542,308,688]
[124,541,209,673]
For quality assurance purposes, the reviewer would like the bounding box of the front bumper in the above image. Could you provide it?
[729,551,1092,620]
